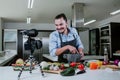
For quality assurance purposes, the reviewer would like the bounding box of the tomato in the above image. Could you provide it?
[70,62,76,67]
[60,64,65,70]
[78,64,84,70]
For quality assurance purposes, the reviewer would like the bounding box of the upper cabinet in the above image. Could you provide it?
[3,29,17,50]
[4,29,17,42]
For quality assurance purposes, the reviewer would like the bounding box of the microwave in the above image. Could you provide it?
[100,26,110,37]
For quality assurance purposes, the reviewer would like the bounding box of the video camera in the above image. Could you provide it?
[21,29,42,51]
[21,29,38,37]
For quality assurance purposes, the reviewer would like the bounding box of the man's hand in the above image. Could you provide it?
[78,48,84,57]
[66,45,78,54]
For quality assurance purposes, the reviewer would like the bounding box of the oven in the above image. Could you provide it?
[101,26,109,37]
[100,25,112,59]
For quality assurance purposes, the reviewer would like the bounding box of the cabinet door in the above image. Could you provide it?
[4,29,17,42]
[4,29,17,50]
[89,28,100,55]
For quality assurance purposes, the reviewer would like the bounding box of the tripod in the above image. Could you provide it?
[17,36,44,80]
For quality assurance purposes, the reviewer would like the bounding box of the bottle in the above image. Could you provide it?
[104,47,109,63]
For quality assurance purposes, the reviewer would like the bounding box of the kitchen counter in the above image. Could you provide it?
[43,54,58,61]
[0,66,120,80]
[43,54,104,62]
[0,50,17,66]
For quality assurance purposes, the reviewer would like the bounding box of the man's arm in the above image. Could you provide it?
[72,28,84,56]
[78,48,84,57]
[49,32,69,56]
[55,45,78,56]
[49,32,79,56]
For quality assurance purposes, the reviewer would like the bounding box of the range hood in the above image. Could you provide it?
[72,3,89,31]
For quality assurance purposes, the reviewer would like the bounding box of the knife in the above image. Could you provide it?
[76,70,86,74]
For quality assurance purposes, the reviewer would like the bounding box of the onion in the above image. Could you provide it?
[114,59,120,66]
[16,58,24,64]
[53,65,59,71]
[40,61,49,69]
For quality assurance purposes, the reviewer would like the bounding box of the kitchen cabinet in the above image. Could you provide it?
[3,29,17,50]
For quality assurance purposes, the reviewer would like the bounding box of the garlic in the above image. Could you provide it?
[53,65,59,71]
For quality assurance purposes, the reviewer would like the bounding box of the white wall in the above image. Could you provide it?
[4,23,55,30]
[79,30,89,54]
[4,20,72,30]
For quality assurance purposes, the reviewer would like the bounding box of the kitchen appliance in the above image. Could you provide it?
[89,28,100,55]
[41,37,49,54]
[100,22,120,60]
[72,3,89,31]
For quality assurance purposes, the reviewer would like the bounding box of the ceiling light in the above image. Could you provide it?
[28,0,34,9]
[110,9,120,15]
[84,20,96,26]
[27,17,31,24]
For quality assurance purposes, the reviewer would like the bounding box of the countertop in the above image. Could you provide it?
[0,66,120,80]
[0,50,17,66]
[43,54,104,62]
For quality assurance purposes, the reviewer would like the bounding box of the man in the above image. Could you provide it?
[49,13,84,63]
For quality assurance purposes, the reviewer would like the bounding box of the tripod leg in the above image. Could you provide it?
[29,58,33,73]
[18,66,24,80]
[17,59,29,80]
[39,64,44,76]
[29,55,35,73]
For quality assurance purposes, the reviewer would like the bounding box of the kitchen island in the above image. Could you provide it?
[0,66,120,80]
[43,54,104,62]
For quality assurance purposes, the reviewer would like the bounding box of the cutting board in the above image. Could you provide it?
[100,65,120,71]
[42,70,63,74]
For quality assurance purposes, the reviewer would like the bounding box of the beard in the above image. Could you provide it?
[56,27,65,33]
[56,27,64,30]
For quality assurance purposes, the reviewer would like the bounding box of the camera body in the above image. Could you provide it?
[22,29,42,51]
[24,38,42,50]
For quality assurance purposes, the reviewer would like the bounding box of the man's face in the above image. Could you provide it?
[55,17,68,33]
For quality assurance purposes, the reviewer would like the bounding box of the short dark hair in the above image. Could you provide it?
[55,13,67,22]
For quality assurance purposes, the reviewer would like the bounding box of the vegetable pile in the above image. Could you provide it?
[40,61,85,76]
[12,58,35,71]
